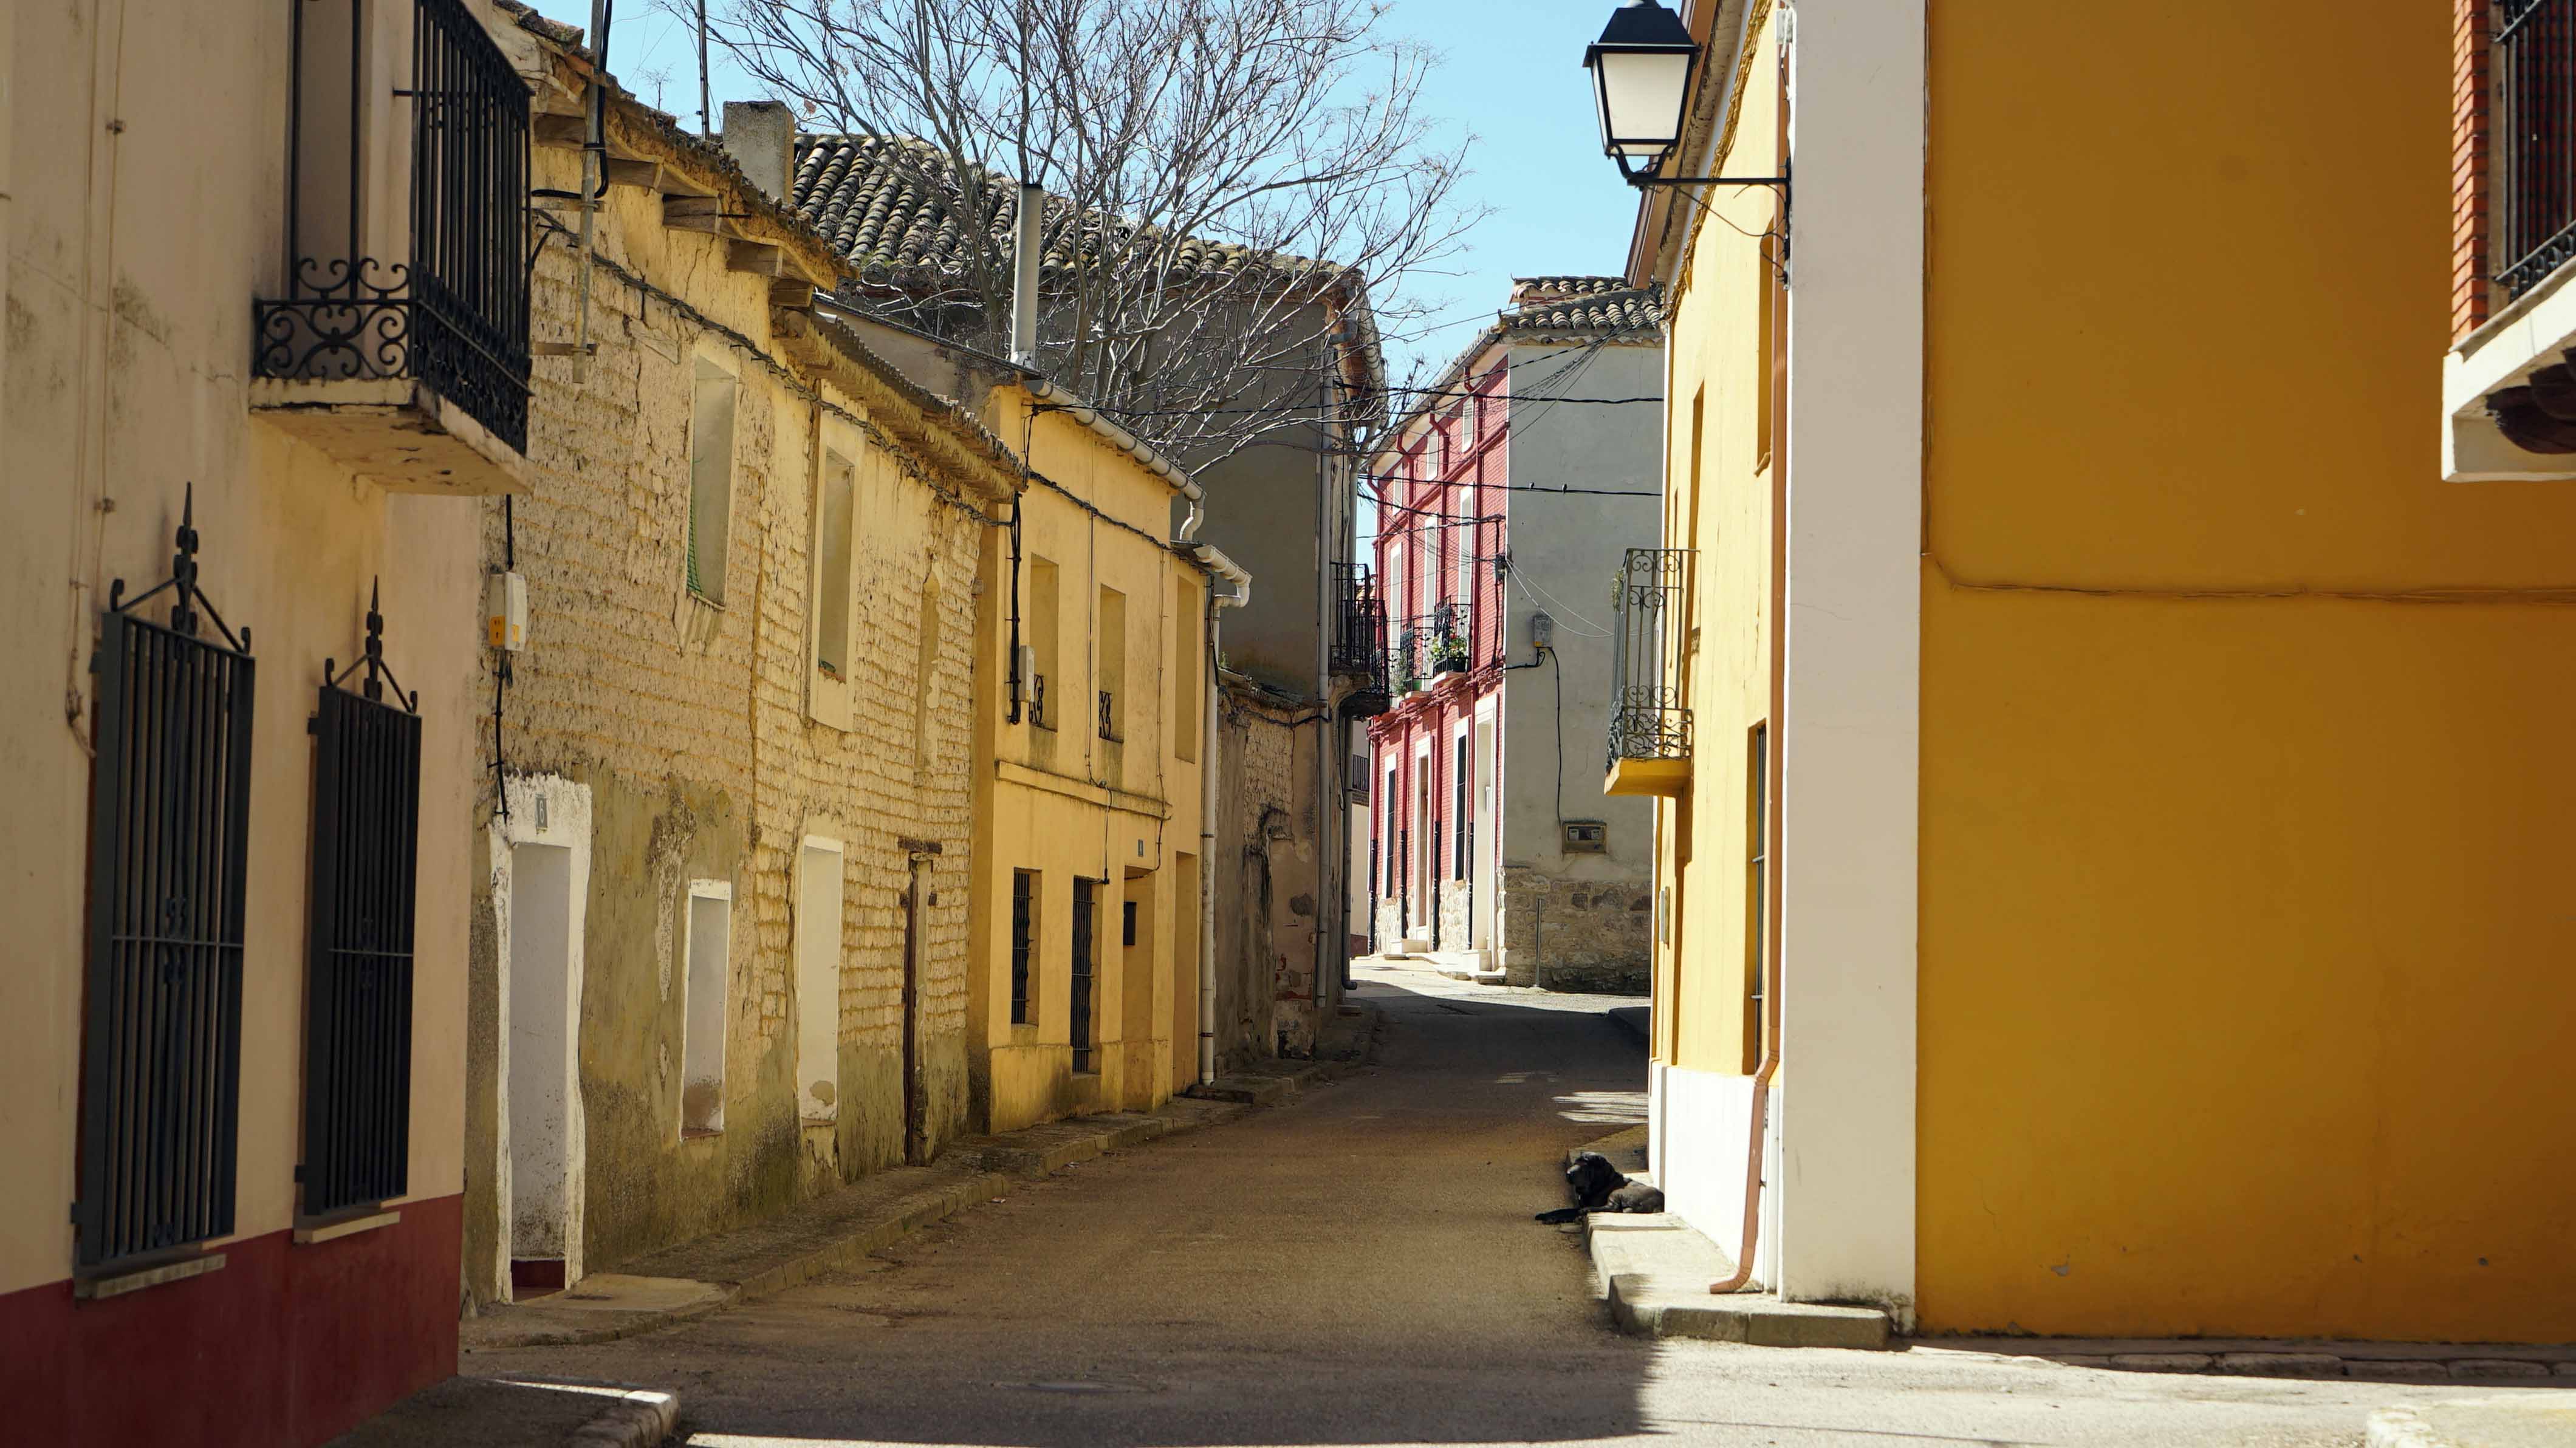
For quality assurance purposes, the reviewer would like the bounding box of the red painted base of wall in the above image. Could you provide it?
[0,1194,462,1448]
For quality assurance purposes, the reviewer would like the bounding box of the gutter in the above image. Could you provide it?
[1193,544,1252,1084]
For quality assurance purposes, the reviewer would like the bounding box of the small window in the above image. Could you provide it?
[1174,579,1200,762]
[680,882,731,1136]
[1122,900,1139,949]
[1028,556,1060,730]
[688,354,738,603]
[1097,586,1126,744]
[1070,878,1098,1073]
[1010,870,1036,1026]
[815,452,855,678]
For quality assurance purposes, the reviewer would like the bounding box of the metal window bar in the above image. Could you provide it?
[301,583,422,1218]
[1009,872,1033,1025]
[1098,689,1118,742]
[1607,548,1696,767]
[254,0,531,451]
[1069,879,1097,1072]
[1453,737,1470,880]
[2497,0,2576,296]
[1330,564,1391,694]
[75,489,256,1272]
[1391,606,1465,692]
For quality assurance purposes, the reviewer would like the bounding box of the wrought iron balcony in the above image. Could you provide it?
[1390,606,1470,694]
[1605,547,1694,796]
[2497,0,2576,298]
[1331,564,1392,713]
[250,0,531,494]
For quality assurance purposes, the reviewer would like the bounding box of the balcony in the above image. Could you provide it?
[1331,564,1391,716]
[1390,606,1470,697]
[1603,547,1693,798]
[2446,0,2576,480]
[249,0,531,496]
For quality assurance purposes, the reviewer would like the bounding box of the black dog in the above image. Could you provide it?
[1534,1150,1664,1223]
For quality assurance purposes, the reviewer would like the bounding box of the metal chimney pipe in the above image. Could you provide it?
[1009,182,1043,367]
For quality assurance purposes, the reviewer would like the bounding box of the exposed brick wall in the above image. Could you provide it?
[2456,0,2493,340]
[469,202,986,1289]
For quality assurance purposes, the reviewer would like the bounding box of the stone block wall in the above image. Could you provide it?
[1212,681,1328,1061]
[1497,866,1652,994]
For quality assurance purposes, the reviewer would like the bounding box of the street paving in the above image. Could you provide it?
[468,960,2571,1446]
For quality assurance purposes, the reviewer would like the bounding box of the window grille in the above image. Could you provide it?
[301,583,422,1217]
[1070,879,1097,1072]
[76,490,256,1271]
[2496,0,2576,296]
[1010,871,1035,1025]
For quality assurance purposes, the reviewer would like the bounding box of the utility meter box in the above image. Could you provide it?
[1561,819,1608,854]
[485,570,527,652]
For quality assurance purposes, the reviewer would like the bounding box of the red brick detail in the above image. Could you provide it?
[2456,0,2495,340]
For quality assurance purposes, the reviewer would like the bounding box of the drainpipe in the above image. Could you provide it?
[1195,545,1251,1084]
[1009,182,1043,369]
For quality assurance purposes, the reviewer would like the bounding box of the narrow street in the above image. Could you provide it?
[466,965,2485,1447]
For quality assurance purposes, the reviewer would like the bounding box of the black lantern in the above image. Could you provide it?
[1583,0,1699,183]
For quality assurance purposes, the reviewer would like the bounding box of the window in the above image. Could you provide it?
[1755,256,1777,468]
[1027,556,1059,729]
[1746,723,1770,1072]
[1070,878,1098,1072]
[795,839,844,1123]
[1454,490,1475,621]
[1174,579,1200,762]
[1097,586,1126,745]
[302,647,423,1218]
[680,882,731,1135]
[1122,900,1139,948]
[77,535,255,1269]
[688,354,738,603]
[815,452,855,678]
[1383,766,1400,893]
[1453,732,1470,879]
[1009,870,1036,1026]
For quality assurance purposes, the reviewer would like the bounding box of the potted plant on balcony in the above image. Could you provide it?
[1429,630,1469,678]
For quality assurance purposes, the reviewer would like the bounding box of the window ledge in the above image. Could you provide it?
[293,1209,402,1246]
[75,1250,227,1300]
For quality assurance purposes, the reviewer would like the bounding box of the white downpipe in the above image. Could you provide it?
[1009,182,1043,367]
[1195,545,1251,1084]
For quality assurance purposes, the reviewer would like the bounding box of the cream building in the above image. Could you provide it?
[3,0,519,1439]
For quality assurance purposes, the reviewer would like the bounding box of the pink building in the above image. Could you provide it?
[1363,279,1664,989]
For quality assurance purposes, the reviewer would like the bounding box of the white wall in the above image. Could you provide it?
[1774,0,1924,1314]
[1497,340,1665,879]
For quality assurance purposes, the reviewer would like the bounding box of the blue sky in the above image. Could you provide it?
[519,0,1643,382]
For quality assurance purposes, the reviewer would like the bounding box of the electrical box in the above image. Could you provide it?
[1562,819,1608,854]
[1520,609,1555,655]
[1014,644,1036,703]
[485,571,527,652]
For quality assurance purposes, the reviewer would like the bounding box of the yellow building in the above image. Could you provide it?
[964,382,1212,1132]
[1616,0,2576,1340]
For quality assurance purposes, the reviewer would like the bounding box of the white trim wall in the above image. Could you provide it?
[1774,0,1923,1316]
[487,773,594,1301]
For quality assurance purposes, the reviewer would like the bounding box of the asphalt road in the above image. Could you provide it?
[472,962,2567,1447]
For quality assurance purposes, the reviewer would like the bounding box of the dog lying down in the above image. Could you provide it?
[1534,1149,1665,1223]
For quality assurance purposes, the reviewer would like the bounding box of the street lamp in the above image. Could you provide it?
[1582,0,1698,183]
[1582,0,1787,194]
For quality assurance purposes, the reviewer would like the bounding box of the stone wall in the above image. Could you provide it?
[1497,866,1652,994]
[463,174,987,1302]
[1211,680,1329,1060]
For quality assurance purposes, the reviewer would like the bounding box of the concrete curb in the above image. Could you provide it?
[1583,1212,1893,1350]
[465,1099,1250,1350]
[1925,1336,2576,1383]
[1605,1006,1649,1045]
[565,1388,679,1448]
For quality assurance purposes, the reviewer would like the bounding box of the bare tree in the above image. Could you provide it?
[688,0,1481,464]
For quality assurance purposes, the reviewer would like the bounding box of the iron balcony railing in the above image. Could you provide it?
[1606,547,1694,767]
[2497,0,2576,296]
[255,0,532,451]
[1330,564,1390,692]
[1391,606,1469,692]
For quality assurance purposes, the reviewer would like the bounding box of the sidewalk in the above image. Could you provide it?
[2370,1395,2576,1447]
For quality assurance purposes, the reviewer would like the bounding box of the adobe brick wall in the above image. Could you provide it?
[462,207,985,1302]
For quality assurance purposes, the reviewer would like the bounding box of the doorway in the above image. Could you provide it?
[507,841,577,1296]
[900,855,928,1163]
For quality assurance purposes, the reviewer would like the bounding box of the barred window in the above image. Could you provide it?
[1010,870,1036,1025]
